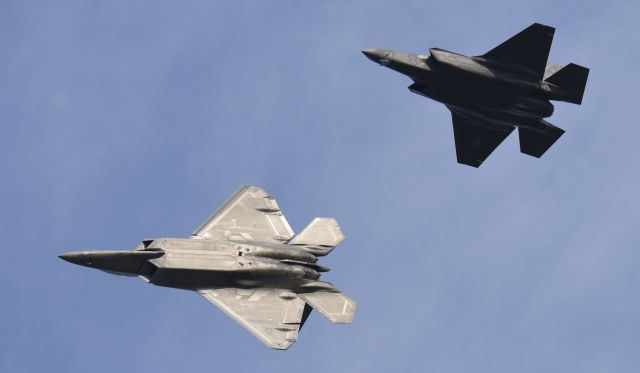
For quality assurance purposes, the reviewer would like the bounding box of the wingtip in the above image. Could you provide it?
[267,340,295,350]
[532,22,555,32]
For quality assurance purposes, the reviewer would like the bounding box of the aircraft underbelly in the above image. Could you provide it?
[438,83,552,125]
[146,249,317,290]
[147,266,310,290]
[148,267,231,289]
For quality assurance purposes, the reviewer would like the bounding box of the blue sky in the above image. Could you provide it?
[2,1,639,372]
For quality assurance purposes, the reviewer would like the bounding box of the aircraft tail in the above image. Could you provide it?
[288,218,345,256]
[519,120,565,158]
[298,290,356,324]
[544,63,589,104]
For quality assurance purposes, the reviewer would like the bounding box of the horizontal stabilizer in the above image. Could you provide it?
[298,291,355,324]
[518,121,565,158]
[288,218,345,256]
[544,63,589,104]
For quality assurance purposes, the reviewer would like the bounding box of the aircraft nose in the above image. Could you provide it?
[362,49,392,66]
[58,251,90,266]
[362,48,382,61]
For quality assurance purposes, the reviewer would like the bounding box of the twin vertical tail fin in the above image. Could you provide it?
[545,63,590,104]
[288,217,345,256]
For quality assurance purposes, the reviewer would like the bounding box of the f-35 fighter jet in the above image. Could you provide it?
[59,185,355,350]
[363,23,589,167]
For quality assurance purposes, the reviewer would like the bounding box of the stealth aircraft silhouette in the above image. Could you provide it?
[363,23,589,167]
[59,186,355,350]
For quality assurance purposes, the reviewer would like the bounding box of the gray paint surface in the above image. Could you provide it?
[2,2,640,373]
[59,185,354,349]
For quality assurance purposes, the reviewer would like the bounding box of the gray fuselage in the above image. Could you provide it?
[61,238,335,292]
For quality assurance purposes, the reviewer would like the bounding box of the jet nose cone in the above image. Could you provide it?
[362,48,391,66]
[58,252,73,262]
[58,251,87,266]
[362,48,382,62]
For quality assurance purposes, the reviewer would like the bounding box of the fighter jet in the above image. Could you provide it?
[363,23,589,167]
[59,185,355,350]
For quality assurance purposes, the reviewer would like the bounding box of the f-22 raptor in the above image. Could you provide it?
[363,23,589,167]
[59,186,355,350]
